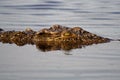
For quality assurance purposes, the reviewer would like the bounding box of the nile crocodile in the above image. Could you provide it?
[0,24,119,51]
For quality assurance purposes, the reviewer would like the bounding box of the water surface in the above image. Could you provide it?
[0,0,120,80]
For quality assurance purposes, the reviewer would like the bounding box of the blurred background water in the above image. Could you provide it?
[0,0,120,80]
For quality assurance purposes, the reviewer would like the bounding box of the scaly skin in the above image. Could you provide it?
[0,25,111,51]
[33,24,110,43]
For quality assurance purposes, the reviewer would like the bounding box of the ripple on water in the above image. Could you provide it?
[0,0,120,80]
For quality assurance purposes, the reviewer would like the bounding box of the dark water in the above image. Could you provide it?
[0,0,120,80]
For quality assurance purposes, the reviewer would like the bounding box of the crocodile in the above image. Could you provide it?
[0,24,119,51]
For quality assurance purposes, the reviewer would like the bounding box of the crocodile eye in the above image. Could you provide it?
[64,32,70,36]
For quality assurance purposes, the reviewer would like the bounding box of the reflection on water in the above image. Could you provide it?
[0,0,120,80]
[36,41,84,52]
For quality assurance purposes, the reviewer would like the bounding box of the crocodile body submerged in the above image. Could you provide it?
[0,24,114,51]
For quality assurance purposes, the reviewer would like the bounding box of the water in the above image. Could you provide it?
[0,0,120,80]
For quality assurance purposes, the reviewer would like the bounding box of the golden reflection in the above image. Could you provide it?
[35,41,83,52]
